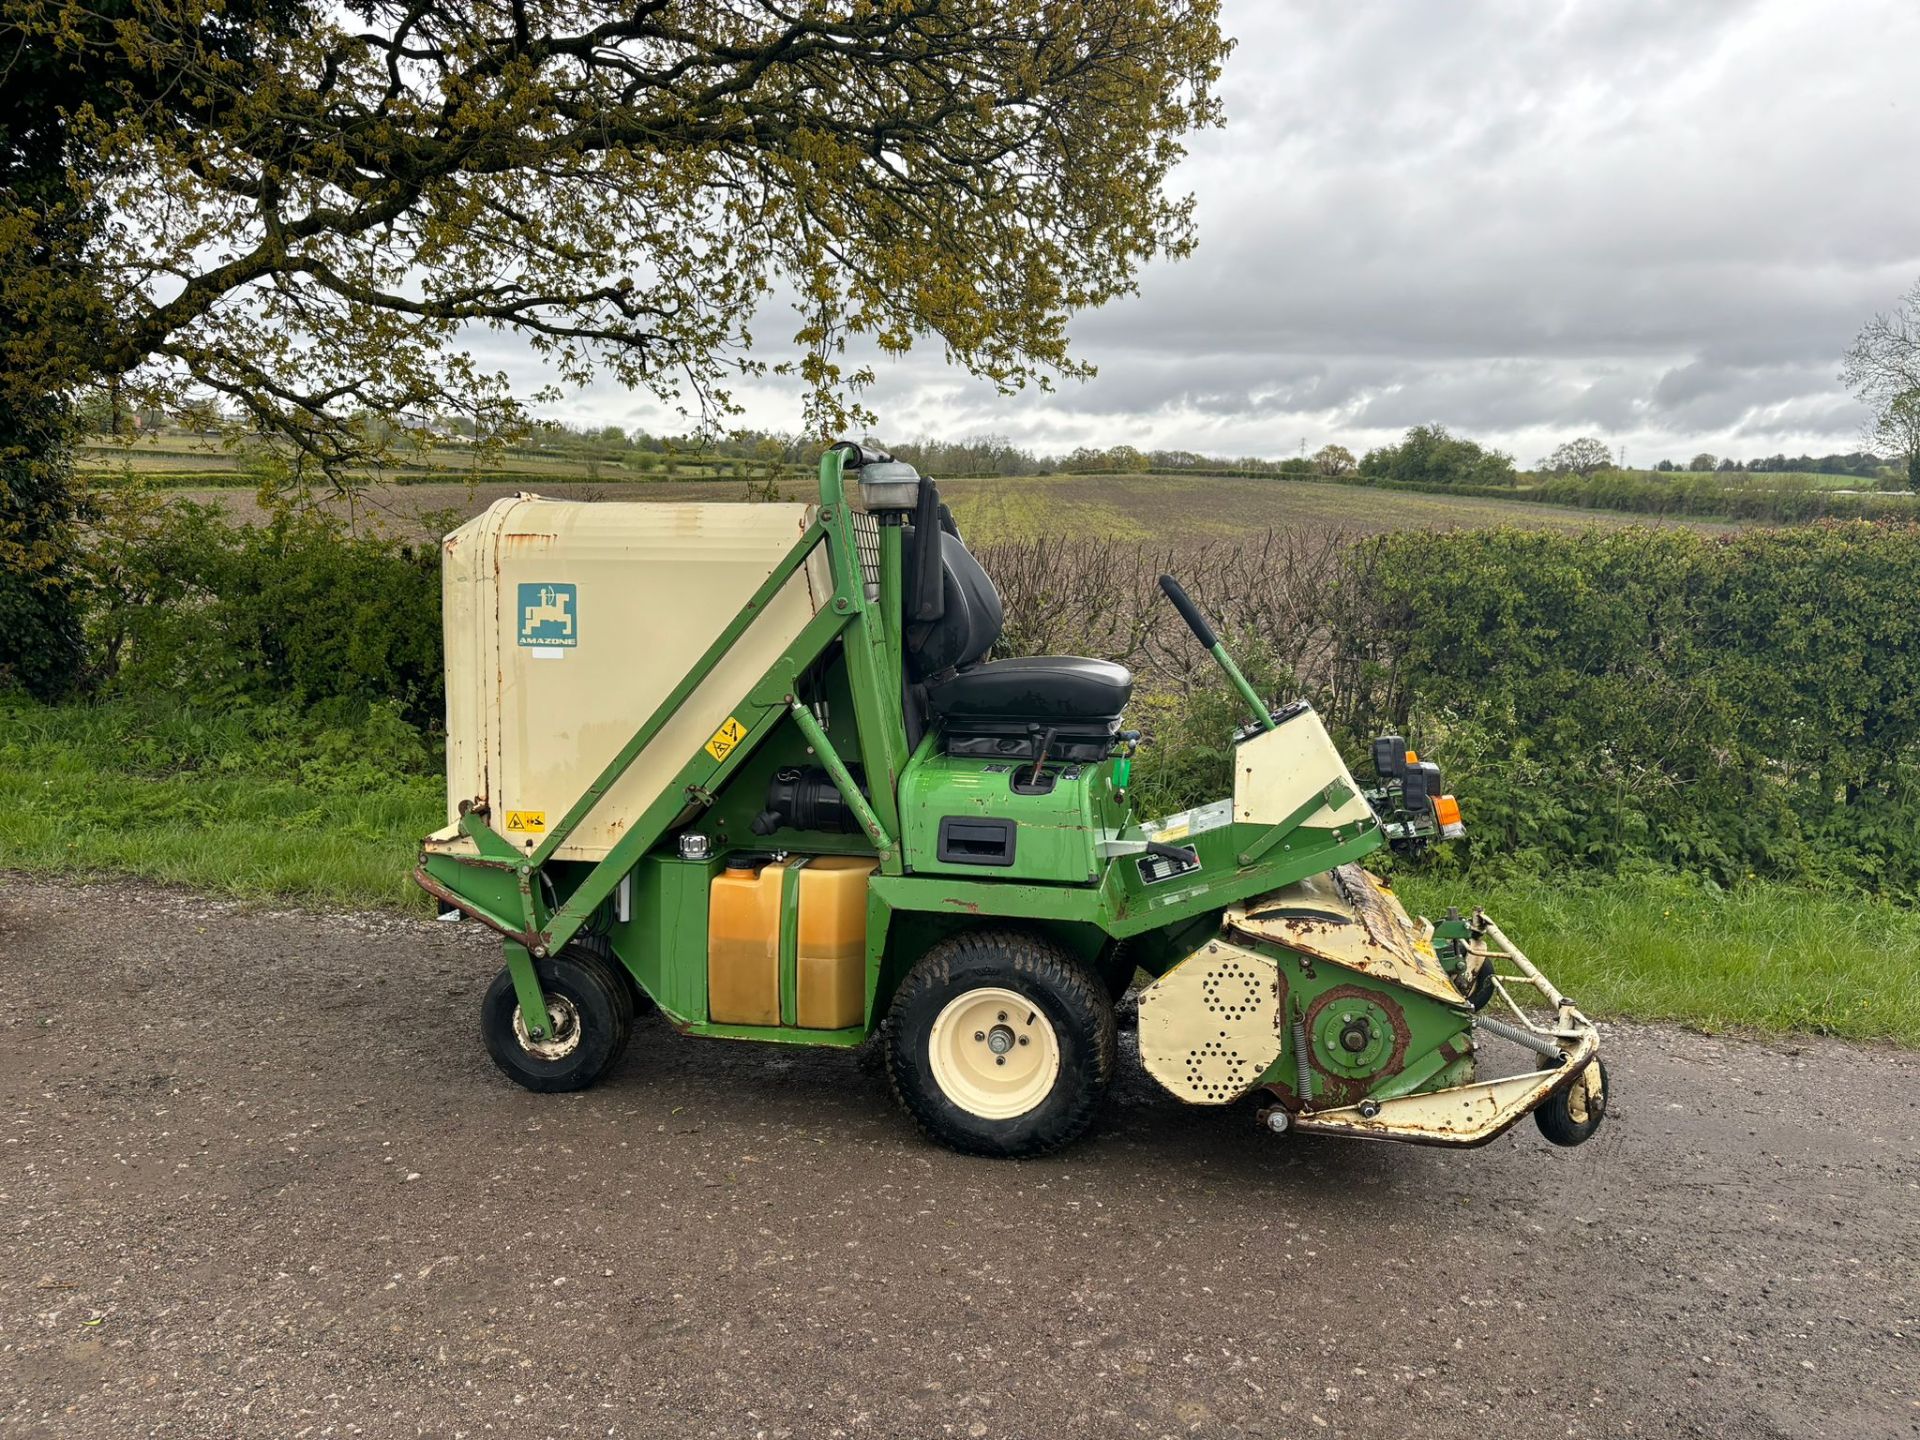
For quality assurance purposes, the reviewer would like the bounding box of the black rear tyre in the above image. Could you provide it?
[884,929,1115,1158]
[482,951,632,1094]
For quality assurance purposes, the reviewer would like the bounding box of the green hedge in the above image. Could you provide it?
[83,497,442,726]
[60,497,1920,896]
[1517,470,1917,521]
[1362,522,1920,890]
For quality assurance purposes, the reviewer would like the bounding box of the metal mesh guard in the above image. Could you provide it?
[852,511,881,594]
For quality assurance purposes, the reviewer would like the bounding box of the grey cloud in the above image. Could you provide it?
[517,0,1920,461]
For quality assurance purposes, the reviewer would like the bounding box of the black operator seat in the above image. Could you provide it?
[900,516,1133,752]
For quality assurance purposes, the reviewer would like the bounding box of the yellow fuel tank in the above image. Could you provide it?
[707,857,787,1026]
[795,857,878,1029]
[707,856,877,1029]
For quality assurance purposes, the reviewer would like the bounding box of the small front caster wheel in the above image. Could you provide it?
[482,951,632,1093]
[884,929,1115,1158]
[1534,1057,1609,1146]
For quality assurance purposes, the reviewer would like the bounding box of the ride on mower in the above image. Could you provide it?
[417,444,1608,1156]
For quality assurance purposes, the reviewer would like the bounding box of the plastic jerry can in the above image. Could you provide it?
[795,857,879,1029]
[707,856,785,1025]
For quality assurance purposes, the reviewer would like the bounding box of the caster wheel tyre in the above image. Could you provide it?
[1463,960,1496,1011]
[482,951,631,1094]
[884,929,1115,1158]
[570,934,654,1019]
[1534,1057,1609,1147]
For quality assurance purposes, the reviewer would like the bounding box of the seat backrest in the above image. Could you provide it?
[900,524,1003,678]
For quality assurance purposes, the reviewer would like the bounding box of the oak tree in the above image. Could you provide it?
[1539,436,1613,476]
[2,0,1230,473]
[1310,443,1354,477]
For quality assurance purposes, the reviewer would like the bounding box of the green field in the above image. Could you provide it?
[940,473,1734,540]
[86,426,1744,539]
[167,466,1737,539]
[77,431,781,489]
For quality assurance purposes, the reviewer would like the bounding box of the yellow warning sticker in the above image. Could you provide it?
[704,715,748,762]
[504,810,546,834]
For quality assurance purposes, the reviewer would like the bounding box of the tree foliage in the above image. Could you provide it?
[1358,423,1516,488]
[80,492,442,722]
[0,16,103,698]
[1842,278,1920,483]
[0,392,84,697]
[1311,443,1354,477]
[1359,522,1920,889]
[2,0,1229,473]
[1538,436,1613,476]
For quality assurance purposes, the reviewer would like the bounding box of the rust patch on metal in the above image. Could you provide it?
[411,868,538,949]
[1229,867,1461,1006]
[1329,863,1399,951]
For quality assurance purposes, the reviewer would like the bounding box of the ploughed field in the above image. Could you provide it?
[173,470,1737,539]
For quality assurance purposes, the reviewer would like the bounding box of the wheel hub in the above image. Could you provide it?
[512,994,582,1060]
[1311,995,1396,1077]
[1568,1061,1606,1124]
[929,987,1061,1120]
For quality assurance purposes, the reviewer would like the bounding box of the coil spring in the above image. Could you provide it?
[1291,1014,1313,1107]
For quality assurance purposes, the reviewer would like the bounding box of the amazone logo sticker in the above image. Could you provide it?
[705,716,747,762]
[518,583,577,648]
[504,810,546,834]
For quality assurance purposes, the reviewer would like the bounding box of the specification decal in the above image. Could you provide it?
[1142,798,1232,845]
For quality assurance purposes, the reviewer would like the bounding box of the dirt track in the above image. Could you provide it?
[2,874,1915,1439]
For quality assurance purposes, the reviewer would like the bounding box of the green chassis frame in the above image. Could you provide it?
[417,450,1389,1049]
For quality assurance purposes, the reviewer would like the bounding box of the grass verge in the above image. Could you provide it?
[4,696,1913,1046]
[0,696,438,911]
[1396,870,1920,1046]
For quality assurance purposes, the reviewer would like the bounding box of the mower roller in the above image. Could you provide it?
[417,444,1607,1156]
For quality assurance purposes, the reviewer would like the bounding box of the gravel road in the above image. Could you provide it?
[2,875,1915,1439]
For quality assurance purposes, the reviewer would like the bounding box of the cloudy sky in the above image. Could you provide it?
[518,0,1920,464]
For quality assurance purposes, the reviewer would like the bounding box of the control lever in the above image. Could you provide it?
[1097,837,1202,867]
[1157,574,1275,733]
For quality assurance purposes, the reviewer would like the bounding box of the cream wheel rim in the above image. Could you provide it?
[1568,1062,1605,1124]
[928,986,1061,1120]
[512,994,582,1060]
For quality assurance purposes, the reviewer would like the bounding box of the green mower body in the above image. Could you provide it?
[418,445,1606,1156]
